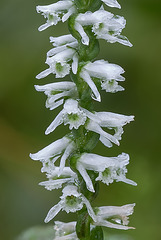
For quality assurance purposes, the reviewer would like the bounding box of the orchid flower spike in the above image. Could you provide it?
[32,0,136,238]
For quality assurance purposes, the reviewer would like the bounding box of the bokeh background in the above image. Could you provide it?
[0,0,161,239]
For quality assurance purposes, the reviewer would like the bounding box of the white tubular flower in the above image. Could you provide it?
[75,10,132,47]
[37,0,76,31]
[83,60,125,93]
[45,99,87,135]
[36,46,78,79]
[35,81,78,110]
[77,153,137,192]
[39,167,77,191]
[45,185,96,223]
[50,34,76,47]
[82,108,134,147]
[101,0,121,9]
[94,204,135,230]
[54,221,78,240]
[29,136,76,174]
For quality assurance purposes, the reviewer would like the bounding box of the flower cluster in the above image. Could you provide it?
[31,0,136,239]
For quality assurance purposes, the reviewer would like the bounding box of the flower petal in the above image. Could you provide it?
[45,202,62,223]
[77,163,95,192]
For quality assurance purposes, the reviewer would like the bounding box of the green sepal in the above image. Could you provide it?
[78,29,100,62]
[83,131,100,152]
[76,209,91,239]
[74,0,102,13]
[90,226,104,240]
[68,15,82,42]
[79,170,99,201]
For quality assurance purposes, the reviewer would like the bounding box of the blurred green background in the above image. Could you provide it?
[0,0,161,239]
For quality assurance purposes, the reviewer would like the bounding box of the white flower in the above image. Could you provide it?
[39,167,77,191]
[45,185,97,223]
[77,152,137,192]
[101,0,121,9]
[94,204,135,230]
[82,60,125,93]
[35,81,78,110]
[30,136,76,175]
[36,46,78,79]
[54,221,78,240]
[50,34,76,47]
[37,0,76,31]
[75,10,132,47]
[47,34,79,74]
[45,99,87,135]
[82,108,134,148]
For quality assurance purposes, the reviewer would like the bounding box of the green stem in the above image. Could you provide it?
[68,1,104,239]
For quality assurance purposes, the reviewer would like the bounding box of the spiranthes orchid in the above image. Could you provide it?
[31,0,136,239]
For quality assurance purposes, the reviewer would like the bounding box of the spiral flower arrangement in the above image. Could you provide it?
[30,0,136,239]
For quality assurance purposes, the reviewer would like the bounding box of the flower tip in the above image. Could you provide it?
[29,153,37,161]
[45,129,50,135]
[44,217,49,223]
[36,73,41,79]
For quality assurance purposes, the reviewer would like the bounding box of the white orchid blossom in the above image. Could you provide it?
[30,136,76,175]
[101,0,121,9]
[39,167,77,191]
[77,153,136,192]
[36,46,78,79]
[50,34,77,47]
[45,99,87,135]
[54,221,78,240]
[45,185,97,223]
[82,60,125,93]
[37,0,76,31]
[82,108,134,148]
[75,10,132,47]
[94,204,135,230]
[45,99,133,148]
[35,81,78,110]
